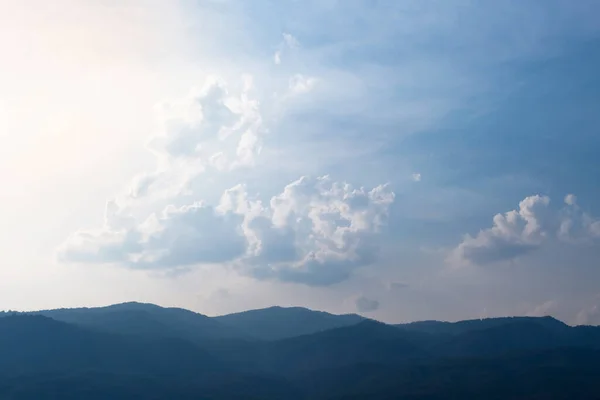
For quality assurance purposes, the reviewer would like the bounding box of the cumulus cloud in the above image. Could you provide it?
[449,194,600,266]
[558,194,600,244]
[123,76,263,203]
[57,68,395,286]
[355,296,380,312]
[223,176,395,285]
[58,201,247,268]
[150,76,262,165]
[60,176,394,286]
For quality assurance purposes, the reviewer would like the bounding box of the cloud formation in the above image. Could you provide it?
[450,194,600,266]
[241,176,395,285]
[124,76,263,203]
[59,176,393,285]
[59,201,246,268]
[58,76,394,286]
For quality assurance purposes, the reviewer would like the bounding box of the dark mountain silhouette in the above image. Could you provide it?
[294,348,600,400]
[434,319,571,357]
[0,372,301,400]
[395,315,569,336]
[213,305,365,340]
[33,302,250,345]
[216,320,426,375]
[2,304,600,399]
[0,314,298,399]
[0,314,221,376]
[571,324,600,347]
[397,316,600,357]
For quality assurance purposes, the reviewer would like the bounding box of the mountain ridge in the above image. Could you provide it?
[1,303,600,399]
[213,305,366,340]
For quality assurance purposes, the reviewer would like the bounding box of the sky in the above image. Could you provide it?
[1,0,600,325]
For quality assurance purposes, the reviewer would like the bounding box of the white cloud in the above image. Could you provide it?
[251,176,395,285]
[564,194,577,206]
[58,201,247,268]
[218,176,395,285]
[59,175,394,286]
[558,195,600,244]
[149,75,262,168]
[412,173,422,182]
[55,67,397,286]
[113,76,265,206]
[450,194,600,266]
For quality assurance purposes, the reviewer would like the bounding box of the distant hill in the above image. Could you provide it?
[433,319,572,357]
[0,315,297,400]
[213,319,427,375]
[32,302,250,345]
[294,348,600,400]
[0,314,221,376]
[262,320,426,373]
[396,316,600,357]
[395,315,569,336]
[2,304,600,399]
[213,306,365,340]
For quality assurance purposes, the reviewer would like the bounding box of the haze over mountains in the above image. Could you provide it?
[1,303,600,399]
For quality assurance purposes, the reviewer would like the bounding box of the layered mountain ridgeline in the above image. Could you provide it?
[1,303,600,399]
[213,305,365,340]
[31,302,250,345]
[20,302,364,343]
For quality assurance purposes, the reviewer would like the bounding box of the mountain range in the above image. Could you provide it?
[1,302,599,399]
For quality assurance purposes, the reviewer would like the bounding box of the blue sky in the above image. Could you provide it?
[1,0,600,324]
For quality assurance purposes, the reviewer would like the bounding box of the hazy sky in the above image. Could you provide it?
[1,0,600,325]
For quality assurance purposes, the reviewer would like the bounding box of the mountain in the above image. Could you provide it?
[216,320,426,375]
[213,306,365,340]
[294,348,600,400]
[0,314,298,400]
[33,302,249,345]
[434,319,571,357]
[0,314,220,376]
[3,304,600,399]
[397,316,600,357]
[0,372,300,400]
[395,315,569,336]
[571,324,600,347]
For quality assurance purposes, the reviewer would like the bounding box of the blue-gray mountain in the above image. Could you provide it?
[1,303,600,399]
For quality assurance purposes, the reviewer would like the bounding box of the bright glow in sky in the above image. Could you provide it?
[1,0,600,325]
